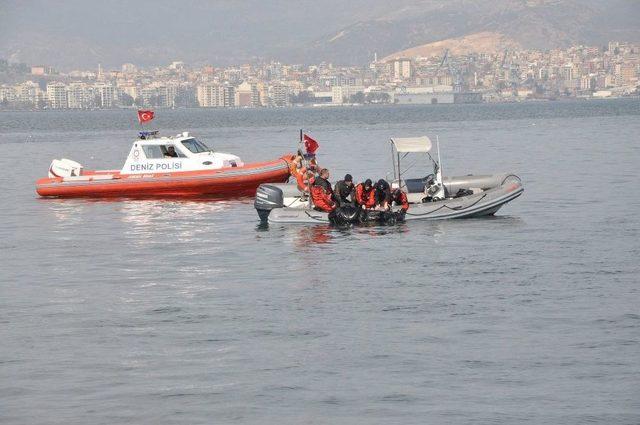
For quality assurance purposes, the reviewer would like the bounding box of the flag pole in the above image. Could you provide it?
[300,129,312,208]
[299,129,303,157]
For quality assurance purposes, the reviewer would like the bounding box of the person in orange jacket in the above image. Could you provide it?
[390,188,409,212]
[310,168,336,212]
[355,179,376,209]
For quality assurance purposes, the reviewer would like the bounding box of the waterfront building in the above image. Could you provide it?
[67,82,93,109]
[120,84,138,101]
[267,83,290,107]
[331,85,365,104]
[562,64,574,82]
[17,81,41,105]
[197,84,235,107]
[0,85,16,103]
[235,81,253,107]
[94,83,117,108]
[47,82,68,109]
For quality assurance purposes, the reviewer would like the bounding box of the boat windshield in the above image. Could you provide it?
[181,138,212,153]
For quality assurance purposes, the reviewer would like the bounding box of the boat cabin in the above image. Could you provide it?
[122,131,244,175]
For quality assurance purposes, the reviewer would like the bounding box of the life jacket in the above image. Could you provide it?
[392,191,409,211]
[355,183,376,208]
[289,162,309,192]
[310,184,336,212]
[295,170,311,192]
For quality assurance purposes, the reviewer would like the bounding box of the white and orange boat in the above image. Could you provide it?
[36,131,292,198]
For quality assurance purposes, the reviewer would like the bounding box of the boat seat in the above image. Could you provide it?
[404,178,427,193]
[406,192,426,203]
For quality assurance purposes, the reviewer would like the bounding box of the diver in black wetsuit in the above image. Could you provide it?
[374,179,391,209]
[333,174,355,207]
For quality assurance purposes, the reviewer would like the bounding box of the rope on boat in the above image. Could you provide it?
[304,211,328,222]
[500,174,521,186]
[405,193,487,217]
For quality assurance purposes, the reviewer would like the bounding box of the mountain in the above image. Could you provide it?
[289,0,640,64]
[1,0,639,69]
[382,32,521,61]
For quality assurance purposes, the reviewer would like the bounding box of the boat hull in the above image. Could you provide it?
[36,158,291,198]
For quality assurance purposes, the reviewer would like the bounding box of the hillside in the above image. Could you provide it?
[382,32,521,61]
[289,0,640,65]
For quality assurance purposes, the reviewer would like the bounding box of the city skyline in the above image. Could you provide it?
[1,40,639,111]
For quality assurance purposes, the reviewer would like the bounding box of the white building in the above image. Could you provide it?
[197,84,235,107]
[47,82,68,109]
[158,84,178,108]
[268,83,290,107]
[17,81,41,105]
[0,85,16,103]
[94,83,117,108]
[331,85,365,104]
[120,84,138,101]
[390,58,413,80]
[67,82,93,109]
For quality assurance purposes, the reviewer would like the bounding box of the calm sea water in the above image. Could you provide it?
[1,100,639,424]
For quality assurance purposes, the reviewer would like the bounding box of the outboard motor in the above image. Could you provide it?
[48,158,83,178]
[254,184,284,222]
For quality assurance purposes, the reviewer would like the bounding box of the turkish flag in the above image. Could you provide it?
[303,133,319,154]
[137,110,155,124]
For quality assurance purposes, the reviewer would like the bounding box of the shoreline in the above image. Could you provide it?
[0,95,638,113]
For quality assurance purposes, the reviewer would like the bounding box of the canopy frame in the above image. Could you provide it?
[390,136,439,182]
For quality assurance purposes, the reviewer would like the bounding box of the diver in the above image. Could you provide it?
[165,146,179,158]
[333,174,355,207]
[374,179,391,210]
[310,168,336,212]
[391,188,409,212]
[355,179,376,209]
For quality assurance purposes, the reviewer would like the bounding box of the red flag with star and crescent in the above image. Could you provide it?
[137,110,155,124]
[303,133,319,154]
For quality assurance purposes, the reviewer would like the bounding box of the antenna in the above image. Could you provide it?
[436,135,442,181]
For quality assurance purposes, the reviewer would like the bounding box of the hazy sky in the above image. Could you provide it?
[0,0,377,68]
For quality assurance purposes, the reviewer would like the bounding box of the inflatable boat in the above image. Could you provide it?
[255,136,524,224]
[36,131,292,198]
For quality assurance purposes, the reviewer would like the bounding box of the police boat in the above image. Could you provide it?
[254,135,524,224]
[36,131,292,198]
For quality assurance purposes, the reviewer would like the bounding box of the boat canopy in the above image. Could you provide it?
[390,136,432,153]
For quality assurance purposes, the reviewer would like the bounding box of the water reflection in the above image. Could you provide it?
[258,221,413,250]
[42,198,91,225]
[294,225,336,247]
[118,199,235,246]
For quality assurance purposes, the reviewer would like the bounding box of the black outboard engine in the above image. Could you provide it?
[254,184,284,222]
[328,205,361,225]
